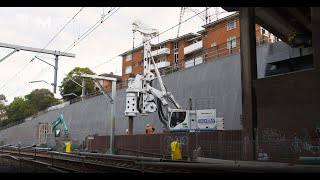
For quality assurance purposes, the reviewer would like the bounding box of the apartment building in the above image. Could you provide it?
[120,12,276,82]
[119,33,201,82]
[187,12,273,67]
[93,72,122,91]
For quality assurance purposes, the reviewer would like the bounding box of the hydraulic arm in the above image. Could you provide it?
[52,114,68,135]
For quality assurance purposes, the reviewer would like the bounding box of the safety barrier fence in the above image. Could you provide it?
[86,130,320,163]
[2,129,319,164]
[87,131,242,161]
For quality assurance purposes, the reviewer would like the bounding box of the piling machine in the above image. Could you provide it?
[124,20,225,132]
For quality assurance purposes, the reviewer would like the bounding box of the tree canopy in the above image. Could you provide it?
[0,89,59,127]
[59,67,95,100]
[25,89,58,112]
[0,94,7,122]
[6,97,34,123]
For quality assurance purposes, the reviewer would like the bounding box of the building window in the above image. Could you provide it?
[140,61,144,66]
[261,27,268,36]
[174,42,179,49]
[174,54,179,64]
[227,36,237,49]
[211,42,216,47]
[125,66,132,74]
[227,18,236,31]
[156,58,166,63]
[126,53,132,61]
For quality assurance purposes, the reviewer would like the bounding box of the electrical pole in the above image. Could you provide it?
[53,55,59,94]
[0,42,75,94]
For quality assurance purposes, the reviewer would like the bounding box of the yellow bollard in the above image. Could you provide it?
[171,141,182,160]
[65,141,71,153]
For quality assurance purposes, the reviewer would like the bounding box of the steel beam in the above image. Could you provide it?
[286,8,311,31]
[239,7,258,161]
[109,80,116,154]
[66,76,83,88]
[129,116,133,135]
[0,49,19,63]
[312,7,320,69]
[78,73,117,154]
[255,7,293,45]
[0,42,75,57]
[35,56,55,68]
[79,73,117,81]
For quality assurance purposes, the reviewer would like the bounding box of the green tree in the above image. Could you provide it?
[0,94,7,122]
[6,97,34,122]
[59,67,95,100]
[25,89,58,112]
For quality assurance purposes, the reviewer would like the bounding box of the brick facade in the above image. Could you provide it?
[120,12,272,82]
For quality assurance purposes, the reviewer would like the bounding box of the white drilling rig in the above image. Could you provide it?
[124,20,225,132]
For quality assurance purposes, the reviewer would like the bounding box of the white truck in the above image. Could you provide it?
[124,20,225,132]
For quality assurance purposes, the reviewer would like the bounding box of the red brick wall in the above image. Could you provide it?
[121,15,271,82]
[121,38,188,82]
[122,47,143,82]
[94,79,121,91]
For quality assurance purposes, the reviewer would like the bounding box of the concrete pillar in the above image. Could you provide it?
[128,116,133,135]
[312,7,320,69]
[239,7,258,161]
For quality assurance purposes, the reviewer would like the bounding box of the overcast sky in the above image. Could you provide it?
[0,7,232,104]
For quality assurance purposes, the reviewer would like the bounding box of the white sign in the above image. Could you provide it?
[88,137,94,140]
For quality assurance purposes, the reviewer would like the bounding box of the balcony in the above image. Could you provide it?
[184,40,203,55]
[151,61,171,70]
[150,48,170,58]
[185,56,203,68]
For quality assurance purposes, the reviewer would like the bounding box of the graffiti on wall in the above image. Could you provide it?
[162,135,188,154]
[257,148,269,161]
[262,123,320,155]
[262,128,286,145]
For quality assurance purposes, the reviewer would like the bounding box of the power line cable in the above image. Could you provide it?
[0,7,85,92]
[9,7,121,99]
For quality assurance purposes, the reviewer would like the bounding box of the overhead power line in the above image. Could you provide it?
[8,7,121,99]
[0,7,85,92]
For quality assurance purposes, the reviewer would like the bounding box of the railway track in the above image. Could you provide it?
[0,147,190,173]
[3,145,317,173]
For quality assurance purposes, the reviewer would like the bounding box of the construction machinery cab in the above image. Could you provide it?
[52,114,69,137]
[169,110,187,128]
